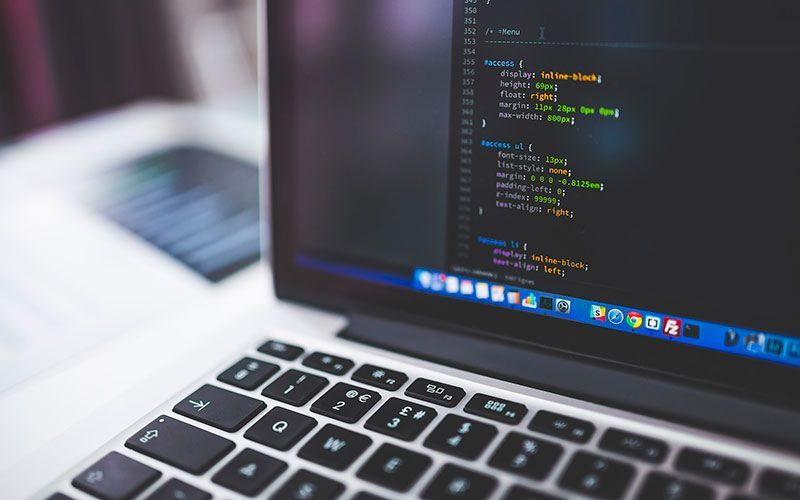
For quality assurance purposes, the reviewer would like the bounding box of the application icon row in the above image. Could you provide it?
[416,271,570,314]
[415,269,798,367]
[723,329,800,357]
[591,303,698,338]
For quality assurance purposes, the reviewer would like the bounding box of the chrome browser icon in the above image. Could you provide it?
[626,311,643,329]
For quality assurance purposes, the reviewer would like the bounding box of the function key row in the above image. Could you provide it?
[256,339,357,377]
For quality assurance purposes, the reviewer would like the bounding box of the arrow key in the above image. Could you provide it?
[174,384,265,432]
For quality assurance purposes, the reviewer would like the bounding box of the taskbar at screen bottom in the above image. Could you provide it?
[414,269,800,369]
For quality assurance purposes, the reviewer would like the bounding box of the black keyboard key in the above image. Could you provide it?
[406,378,466,408]
[262,369,328,406]
[270,469,345,500]
[635,472,714,500]
[352,493,387,500]
[244,406,317,451]
[503,485,564,500]
[558,451,635,499]
[424,414,498,460]
[365,397,437,441]
[599,428,668,464]
[759,468,800,499]
[464,393,527,425]
[311,382,381,423]
[217,357,279,390]
[46,494,74,500]
[529,410,595,443]
[488,432,563,480]
[211,448,287,497]
[303,352,354,375]
[422,464,497,500]
[352,364,408,391]
[125,415,234,474]
[727,496,759,500]
[72,452,161,500]
[258,340,304,360]
[173,384,265,432]
[676,448,750,486]
[72,451,161,500]
[356,443,433,492]
[298,423,373,471]
[145,478,211,500]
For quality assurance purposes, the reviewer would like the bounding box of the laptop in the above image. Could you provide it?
[29,0,800,499]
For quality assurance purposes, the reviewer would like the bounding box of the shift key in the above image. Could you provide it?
[125,415,234,474]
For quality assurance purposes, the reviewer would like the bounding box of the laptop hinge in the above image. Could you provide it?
[341,312,800,453]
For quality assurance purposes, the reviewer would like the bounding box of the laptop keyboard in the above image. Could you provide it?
[48,338,800,500]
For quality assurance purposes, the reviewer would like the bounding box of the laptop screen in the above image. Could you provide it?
[268,1,799,398]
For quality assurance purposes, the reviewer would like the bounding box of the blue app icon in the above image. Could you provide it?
[607,308,624,325]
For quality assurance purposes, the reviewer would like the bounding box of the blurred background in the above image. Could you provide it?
[0,0,265,392]
[0,0,258,138]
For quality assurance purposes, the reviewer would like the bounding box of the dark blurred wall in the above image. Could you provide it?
[0,3,12,138]
[0,0,185,139]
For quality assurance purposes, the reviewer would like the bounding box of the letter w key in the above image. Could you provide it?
[299,424,373,471]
